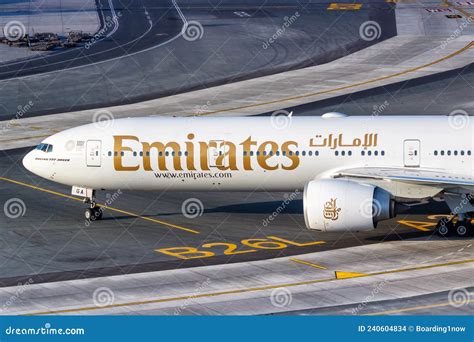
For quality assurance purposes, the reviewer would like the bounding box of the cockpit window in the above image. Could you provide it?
[36,143,53,153]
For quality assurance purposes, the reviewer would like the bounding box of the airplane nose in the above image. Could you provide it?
[22,151,34,173]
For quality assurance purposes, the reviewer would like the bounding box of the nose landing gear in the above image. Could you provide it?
[83,191,103,221]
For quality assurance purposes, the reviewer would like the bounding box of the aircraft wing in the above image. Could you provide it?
[332,167,474,190]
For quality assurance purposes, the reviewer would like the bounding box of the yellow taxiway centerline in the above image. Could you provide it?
[27,259,474,315]
[0,177,200,234]
[290,258,328,269]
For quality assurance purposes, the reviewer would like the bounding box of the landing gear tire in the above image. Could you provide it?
[436,220,452,237]
[84,207,103,221]
[85,208,95,221]
[455,221,470,237]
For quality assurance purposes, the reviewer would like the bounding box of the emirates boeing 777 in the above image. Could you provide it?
[22,113,474,237]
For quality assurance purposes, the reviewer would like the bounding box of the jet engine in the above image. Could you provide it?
[303,179,395,232]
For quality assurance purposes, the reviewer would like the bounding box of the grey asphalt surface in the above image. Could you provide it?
[0,0,397,117]
[260,62,474,116]
[0,147,460,287]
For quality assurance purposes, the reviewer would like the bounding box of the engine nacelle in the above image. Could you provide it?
[303,179,395,232]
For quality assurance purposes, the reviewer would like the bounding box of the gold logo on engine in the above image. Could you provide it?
[323,198,341,221]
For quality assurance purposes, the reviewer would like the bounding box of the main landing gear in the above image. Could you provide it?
[83,190,103,221]
[435,214,472,238]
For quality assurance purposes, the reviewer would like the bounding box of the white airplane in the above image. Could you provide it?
[22,113,474,237]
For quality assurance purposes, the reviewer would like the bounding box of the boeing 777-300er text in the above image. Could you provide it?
[22,113,474,237]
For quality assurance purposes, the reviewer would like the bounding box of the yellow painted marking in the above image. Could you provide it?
[0,177,199,234]
[397,220,437,232]
[335,271,368,279]
[268,236,326,247]
[191,42,474,117]
[327,3,362,10]
[364,299,474,315]
[27,259,474,315]
[290,258,328,270]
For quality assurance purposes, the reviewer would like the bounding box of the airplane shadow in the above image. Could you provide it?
[155,200,304,216]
